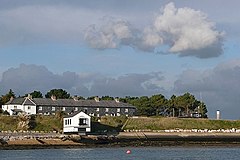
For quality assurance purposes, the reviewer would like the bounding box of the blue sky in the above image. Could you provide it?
[0,0,240,119]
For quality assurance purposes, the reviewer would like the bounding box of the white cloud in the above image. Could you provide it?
[84,19,133,49]
[153,2,224,57]
[84,2,224,58]
[139,27,163,52]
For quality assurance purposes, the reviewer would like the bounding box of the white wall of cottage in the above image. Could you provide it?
[2,104,36,115]
[63,112,91,133]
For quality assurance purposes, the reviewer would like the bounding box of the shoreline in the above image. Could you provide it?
[2,132,240,149]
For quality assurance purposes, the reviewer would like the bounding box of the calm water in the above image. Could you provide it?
[1,147,240,160]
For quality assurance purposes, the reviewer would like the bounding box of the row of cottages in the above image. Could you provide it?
[2,96,136,117]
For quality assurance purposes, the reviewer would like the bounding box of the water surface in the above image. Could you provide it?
[1,147,240,160]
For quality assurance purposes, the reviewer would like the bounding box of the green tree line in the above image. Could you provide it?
[0,89,207,118]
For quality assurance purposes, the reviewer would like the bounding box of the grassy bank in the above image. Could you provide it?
[1,115,240,132]
[124,117,240,130]
[0,116,18,131]
[0,115,63,132]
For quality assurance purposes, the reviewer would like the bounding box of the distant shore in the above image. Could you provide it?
[2,132,240,149]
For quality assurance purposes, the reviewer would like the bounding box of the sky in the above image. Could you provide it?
[0,0,240,119]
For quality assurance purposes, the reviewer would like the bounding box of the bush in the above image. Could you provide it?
[55,111,67,119]
[3,110,10,115]
[29,115,37,129]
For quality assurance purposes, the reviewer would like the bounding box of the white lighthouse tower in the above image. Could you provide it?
[216,110,220,120]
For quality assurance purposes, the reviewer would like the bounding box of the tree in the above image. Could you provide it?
[101,96,114,100]
[0,89,16,104]
[87,96,97,100]
[129,96,154,116]
[71,95,85,100]
[25,91,43,98]
[45,89,70,99]
[168,95,178,117]
[173,93,208,117]
[123,92,208,118]
[195,101,208,118]
[150,94,168,116]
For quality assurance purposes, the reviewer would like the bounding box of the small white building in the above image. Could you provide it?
[63,111,91,135]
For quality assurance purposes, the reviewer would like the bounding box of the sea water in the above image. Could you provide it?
[1,147,240,160]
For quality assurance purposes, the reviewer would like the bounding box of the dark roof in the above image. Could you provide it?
[24,98,36,105]
[64,111,90,118]
[5,98,136,109]
[64,111,81,118]
[5,98,25,105]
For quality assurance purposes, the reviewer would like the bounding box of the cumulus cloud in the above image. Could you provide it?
[84,19,133,49]
[84,2,224,58]
[0,64,166,97]
[173,59,240,119]
[153,2,224,58]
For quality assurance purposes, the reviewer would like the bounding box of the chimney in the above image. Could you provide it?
[73,96,78,101]
[27,94,32,99]
[10,96,14,102]
[94,96,100,102]
[114,97,120,103]
[51,95,57,101]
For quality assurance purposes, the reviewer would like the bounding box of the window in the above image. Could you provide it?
[28,106,31,110]
[125,108,129,113]
[117,108,120,112]
[14,106,17,109]
[39,106,42,111]
[67,119,71,125]
[79,118,87,125]
[105,108,109,112]
[65,120,67,125]
[52,107,55,111]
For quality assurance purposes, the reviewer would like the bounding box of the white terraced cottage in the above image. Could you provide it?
[2,96,136,117]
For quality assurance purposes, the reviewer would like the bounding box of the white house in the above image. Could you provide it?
[63,111,91,135]
[2,96,37,115]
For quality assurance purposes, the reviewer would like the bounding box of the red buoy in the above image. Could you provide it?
[126,150,131,154]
